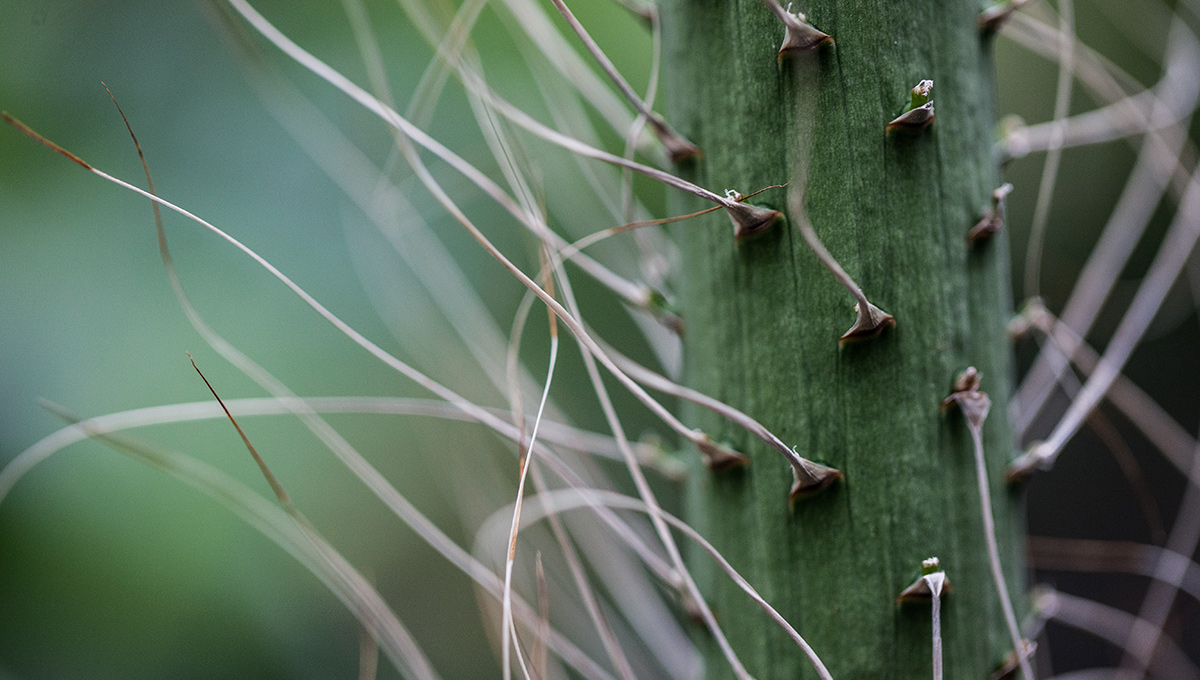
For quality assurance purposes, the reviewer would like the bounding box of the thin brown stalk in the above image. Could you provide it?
[536,215,751,676]
[466,40,723,675]
[188,354,292,509]
[526,463,638,680]
[561,184,787,261]
[501,327,559,680]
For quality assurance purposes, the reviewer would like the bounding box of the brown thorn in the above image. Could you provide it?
[768,2,833,62]
[647,113,703,164]
[729,203,786,240]
[968,183,1014,244]
[987,640,1038,680]
[897,575,952,604]
[1005,446,1043,484]
[695,435,750,471]
[777,24,833,62]
[941,366,991,430]
[788,459,844,505]
[886,103,936,133]
[978,0,1033,33]
[839,301,896,345]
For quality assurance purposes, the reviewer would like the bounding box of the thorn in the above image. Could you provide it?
[1007,297,1047,340]
[788,456,843,503]
[899,558,949,680]
[646,289,687,335]
[1006,442,1050,484]
[678,582,709,625]
[897,557,951,603]
[887,80,936,133]
[695,434,750,471]
[941,366,991,430]
[987,640,1038,680]
[647,113,703,164]
[724,190,786,239]
[764,1,833,63]
[979,0,1033,33]
[839,301,896,345]
[968,183,1014,244]
[777,12,833,62]
[887,103,935,133]
[729,204,785,239]
[639,436,689,482]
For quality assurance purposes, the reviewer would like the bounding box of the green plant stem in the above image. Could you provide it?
[661,1,1024,678]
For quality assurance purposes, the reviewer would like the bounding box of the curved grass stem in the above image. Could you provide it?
[483,487,835,680]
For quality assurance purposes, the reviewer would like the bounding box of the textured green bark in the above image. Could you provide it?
[660,1,1024,679]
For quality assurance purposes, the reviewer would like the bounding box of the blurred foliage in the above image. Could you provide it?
[0,0,664,677]
[1,0,1196,677]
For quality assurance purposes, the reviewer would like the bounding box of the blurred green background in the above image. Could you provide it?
[0,1,662,678]
[0,2,484,678]
[1,0,1196,677]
